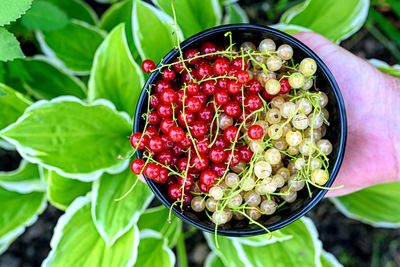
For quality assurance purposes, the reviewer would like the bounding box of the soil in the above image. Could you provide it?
[1,0,400,266]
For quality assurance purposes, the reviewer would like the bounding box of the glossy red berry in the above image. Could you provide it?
[172,143,183,155]
[130,133,148,150]
[144,163,160,179]
[201,42,217,60]
[200,80,217,95]
[160,88,177,104]
[161,68,175,82]
[213,58,230,75]
[155,80,171,94]
[196,106,213,122]
[168,126,185,142]
[148,110,161,125]
[200,170,217,186]
[214,135,228,149]
[160,118,175,134]
[217,78,229,90]
[172,58,185,73]
[227,66,239,77]
[227,80,242,94]
[182,69,196,83]
[231,58,248,70]
[144,127,158,138]
[141,59,156,74]
[199,182,212,193]
[191,154,209,171]
[223,101,241,117]
[179,136,192,150]
[209,146,226,163]
[193,91,207,106]
[245,94,262,111]
[185,49,200,65]
[182,193,192,205]
[161,134,174,149]
[154,167,168,183]
[226,150,241,166]
[237,109,251,123]
[211,163,227,177]
[196,63,213,79]
[195,137,210,154]
[186,82,199,95]
[191,121,208,138]
[223,126,240,143]
[177,157,189,172]
[279,77,291,94]
[248,125,264,140]
[130,159,145,175]
[246,79,262,94]
[148,136,163,152]
[215,90,230,106]
[235,70,250,84]
[177,110,195,127]
[157,103,173,118]
[168,184,183,199]
[238,145,254,162]
[150,94,161,108]
[186,97,202,112]
[262,89,275,100]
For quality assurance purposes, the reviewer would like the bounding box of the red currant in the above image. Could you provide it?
[217,78,229,90]
[157,103,173,118]
[211,163,227,177]
[162,68,175,82]
[223,101,241,117]
[238,145,254,162]
[200,170,217,186]
[172,143,183,155]
[246,79,262,94]
[185,49,200,65]
[160,118,174,134]
[213,58,230,75]
[147,110,161,125]
[179,136,192,150]
[177,157,189,172]
[182,193,192,205]
[191,154,209,171]
[161,134,173,149]
[130,133,148,150]
[245,94,262,111]
[201,42,217,60]
[209,146,226,163]
[130,159,145,175]
[168,184,182,199]
[168,126,185,142]
[186,97,202,113]
[144,163,160,179]
[191,121,208,138]
[154,167,168,183]
[196,63,213,79]
[215,90,230,105]
[196,106,213,122]
[226,150,241,166]
[193,91,207,106]
[182,69,196,83]
[150,94,161,108]
[141,59,155,74]
[155,80,171,94]
[199,182,211,193]
[161,88,177,104]
[227,80,242,94]
[186,82,199,95]
[172,58,185,73]
[279,77,291,94]
[200,80,217,95]
[144,127,158,138]
[247,125,264,140]
[195,137,210,154]
[223,126,240,143]
[231,58,248,70]
[235,70,250,84]
[177,110,195,127]
[214,135,228,149]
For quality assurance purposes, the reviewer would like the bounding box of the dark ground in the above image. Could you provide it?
[1,0,400,266]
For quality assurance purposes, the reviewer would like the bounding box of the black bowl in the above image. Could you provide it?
[134,24,347,236]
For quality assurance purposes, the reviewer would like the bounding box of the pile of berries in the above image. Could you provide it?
[130,35,332,226]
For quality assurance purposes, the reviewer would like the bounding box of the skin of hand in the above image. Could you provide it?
[293,32,400,197]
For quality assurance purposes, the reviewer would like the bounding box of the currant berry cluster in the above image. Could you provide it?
[130,35,332,227]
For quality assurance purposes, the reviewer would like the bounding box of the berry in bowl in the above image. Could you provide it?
[131,24,346,236]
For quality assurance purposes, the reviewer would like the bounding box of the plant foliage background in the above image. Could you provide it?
[0,0,399,266]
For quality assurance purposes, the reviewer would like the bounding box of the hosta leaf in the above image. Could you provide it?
[0,83,32,131]
[369,58,400,77]
[320,250,343,267]
[0,186,46,254]
[271,23,312,35]
[0,28,24,62]
[133,230,175,267]
[92,167,153,246]
[280,0,369,43]
[0,160,45,194]
[47,170,91,211]
[204,252,225,267]
[43,0,98,25]
[132,1,183,63]
[21,0,69,31]
[37,20,106,74]
[88,24,144,116]
[0,97,132,181]
[5,58,86,99]
[331,182,400,227]
[42,196,139,267]
[152,0,222,38]
[99,0,137,57]
[0,0,33,26]
[205,217,324,267]
[222,3,249,24]
[137,206,182,248]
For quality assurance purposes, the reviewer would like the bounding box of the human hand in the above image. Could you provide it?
[293,32,400,197]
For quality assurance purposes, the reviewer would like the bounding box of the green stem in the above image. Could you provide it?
[177,233,189,267]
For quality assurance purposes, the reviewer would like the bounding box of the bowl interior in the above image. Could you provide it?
[135,24,346,236]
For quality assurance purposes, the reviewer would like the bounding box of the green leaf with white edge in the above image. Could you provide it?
[43,0,98,25]
[0,0,33,26]
[137,206,182,248]
[271,23,313,35]
[369,58,400,77]
[88,24,144,116]
[204,251,225,267]
[0,186,46,253]
[320,250,343,267]
[331,181,400,227]
[5,58,86,99]
[0,97,132,181]
[222,3,249,24]
[48,170,91,211]
[36,20,106,74]
[21,0,69,31]
[0,160,45,194]
[92,167,153,246]
[133,1,183,63]
[99,0,138,58]
[133,230,175,267]
[280,0,369,43]
[0,83,32,131]
[152,0,222,38]
[205,217,323,267]
[0,28,24,62]
[42,196,139,267]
